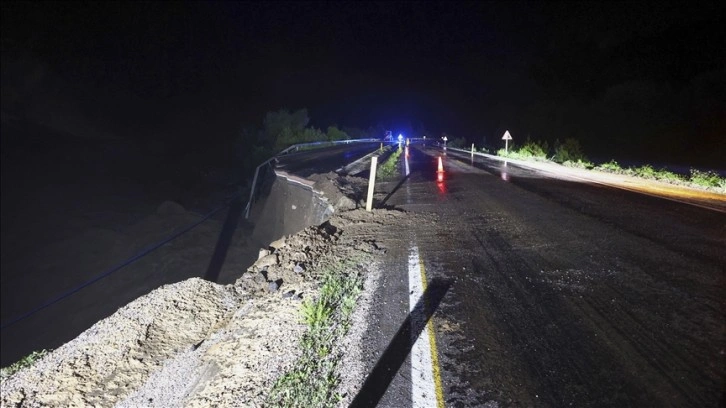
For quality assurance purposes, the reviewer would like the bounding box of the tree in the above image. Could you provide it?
[342,126,368,139]
[448,137,467,148]
[233,126,272,175]
[302,127,326,143]
[263,108,311,151]
[326,126,348,141]
[553,138,587,163]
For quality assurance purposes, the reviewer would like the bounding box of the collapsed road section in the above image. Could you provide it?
[0,168,400,407]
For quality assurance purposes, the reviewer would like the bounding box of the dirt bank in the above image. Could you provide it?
[1,171,402,407]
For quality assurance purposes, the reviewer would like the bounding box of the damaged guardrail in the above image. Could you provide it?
[244,138,382,218]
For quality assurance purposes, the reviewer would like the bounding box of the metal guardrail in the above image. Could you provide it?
[244,138,383,218]
[277,138,381,155]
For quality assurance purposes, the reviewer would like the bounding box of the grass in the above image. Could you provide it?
[562,159,594,169]
[596,159,624,173]
[497,141,549,161]
[593,160,726,193]
[497,138,592,167]
[493,140,724,193]
[1,349,51,382]
[376,145,403,179]
[267,258,366,407]
[690,169,726,190]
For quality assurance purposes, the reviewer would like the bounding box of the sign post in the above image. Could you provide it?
[502,130,513,154]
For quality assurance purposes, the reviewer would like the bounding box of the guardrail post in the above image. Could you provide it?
[366,156,378,212]
[245,165,262,218]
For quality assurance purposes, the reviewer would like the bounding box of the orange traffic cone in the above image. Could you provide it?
[437,156,444,173]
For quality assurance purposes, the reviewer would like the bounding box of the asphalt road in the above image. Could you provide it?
[274,142,382,177]
[358,144,725,407]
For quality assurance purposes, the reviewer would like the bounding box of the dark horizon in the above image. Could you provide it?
[2,1,725,168]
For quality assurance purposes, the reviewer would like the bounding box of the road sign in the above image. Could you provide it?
[502,130,512,154]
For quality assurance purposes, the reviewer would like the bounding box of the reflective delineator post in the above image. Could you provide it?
[437,156,445,182]
[366,156,378,212]
[471,143,475,154]
[380,142,383,152]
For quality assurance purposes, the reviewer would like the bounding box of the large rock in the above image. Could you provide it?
[252,254,278,271]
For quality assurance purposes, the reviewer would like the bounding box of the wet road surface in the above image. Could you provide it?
[360,145,725,407]
[274,142,381,177]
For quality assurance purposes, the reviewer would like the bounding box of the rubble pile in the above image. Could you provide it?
[1,172,393,408]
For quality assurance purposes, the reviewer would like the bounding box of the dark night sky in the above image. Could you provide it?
[2,1,725,166]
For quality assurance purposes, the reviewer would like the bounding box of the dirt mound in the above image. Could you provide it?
[307,172,369,211]
[0,278,242,407]
[237,221,339,295]
[1,202,397,408]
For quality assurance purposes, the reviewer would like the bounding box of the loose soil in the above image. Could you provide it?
[0,161,407,407]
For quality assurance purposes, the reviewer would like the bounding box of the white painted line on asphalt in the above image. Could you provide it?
[447,148,725,213]
[408,245,445,408]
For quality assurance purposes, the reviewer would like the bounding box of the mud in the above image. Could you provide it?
[0,171,398,408]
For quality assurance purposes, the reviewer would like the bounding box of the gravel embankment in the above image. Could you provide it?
[1,173,395,408]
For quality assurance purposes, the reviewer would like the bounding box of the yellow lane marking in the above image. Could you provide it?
[418,254,445,408]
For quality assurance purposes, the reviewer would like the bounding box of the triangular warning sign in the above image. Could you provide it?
[502,130,512,140]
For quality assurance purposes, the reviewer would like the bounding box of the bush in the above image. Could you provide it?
[497,148,512,157]
[553,138,587,164]
[516,140,548,159]
[447,137,466,148]
[652,169,683,184]
[594,162,725,192]
[302,127,326,143]
[634,164,657,179]
[264,109,311,150]
[562,159,593,169]
[326,126,348,141]
[595,160,623,173]
[690,169,726,190]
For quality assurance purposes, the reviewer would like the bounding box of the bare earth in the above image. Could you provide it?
[0,173,398,408]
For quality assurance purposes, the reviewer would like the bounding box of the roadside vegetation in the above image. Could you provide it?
[445,135,467,148]
[376,145,403,179]
[493,137,725,193]
[1,349,51,382]
[267,258,366,407]
[497,137,590,167]
[593,160,726,192]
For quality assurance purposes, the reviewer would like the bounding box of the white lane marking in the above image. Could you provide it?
[448,148,725,213]
[408,245,442,407]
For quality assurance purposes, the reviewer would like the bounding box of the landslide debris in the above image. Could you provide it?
[1,279,241,407]
[1,172,400,408]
